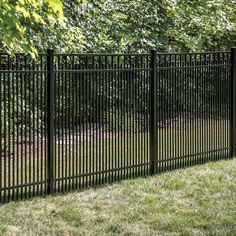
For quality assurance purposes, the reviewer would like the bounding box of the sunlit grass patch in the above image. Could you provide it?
[0,158,235,235]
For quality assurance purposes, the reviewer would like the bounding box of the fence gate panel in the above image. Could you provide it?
[156,52,231,172]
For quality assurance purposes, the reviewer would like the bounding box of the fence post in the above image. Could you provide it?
[231,48,236,157]
[150,50,157,174]
[47,49,55,194]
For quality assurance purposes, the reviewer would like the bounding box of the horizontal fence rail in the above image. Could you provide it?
[0,49,235,203]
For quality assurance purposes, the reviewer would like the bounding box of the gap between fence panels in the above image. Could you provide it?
[0,48,235,203]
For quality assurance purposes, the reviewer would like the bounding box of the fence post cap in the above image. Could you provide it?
[47,48,54,53]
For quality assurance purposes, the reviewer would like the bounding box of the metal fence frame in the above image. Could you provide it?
[0,48,235,203]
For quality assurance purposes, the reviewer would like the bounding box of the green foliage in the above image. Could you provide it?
[64,0,235,52]
[65,0,171,52]
[0,0,61,56]
[168,0,236,51]
[1,0,235,54]
[0,0,84,57]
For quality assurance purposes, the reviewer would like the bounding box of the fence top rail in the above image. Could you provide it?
[54,51,230,57]
[156,51,230,55]
[53,53,151,56]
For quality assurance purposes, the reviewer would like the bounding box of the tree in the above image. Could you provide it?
[167,0,236,51]
[0,0,84,57]
[64,0,171,53]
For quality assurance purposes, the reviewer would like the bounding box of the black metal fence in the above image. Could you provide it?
[0,48,235,203]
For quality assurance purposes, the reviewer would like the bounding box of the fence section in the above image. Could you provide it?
[0,49,234,202]
[53,53,151,193]
[156,51,231,172]
[0,53,48,202]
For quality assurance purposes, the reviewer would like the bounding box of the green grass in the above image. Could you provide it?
[0,158,235,235]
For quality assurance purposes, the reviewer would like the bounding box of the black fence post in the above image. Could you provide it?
[47,49,55,194]
[231,48,236,157]
[150,50,157,174]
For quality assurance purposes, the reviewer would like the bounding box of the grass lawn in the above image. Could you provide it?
[0,158,235,236]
